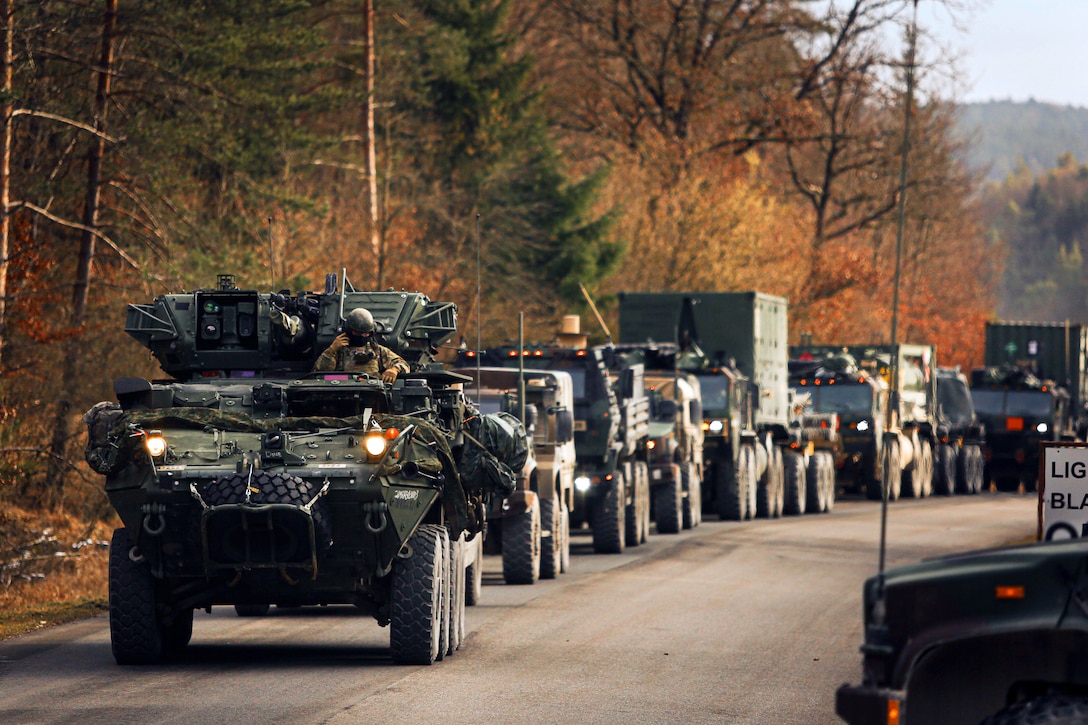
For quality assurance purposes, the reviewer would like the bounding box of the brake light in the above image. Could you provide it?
[1006,417,1024,431]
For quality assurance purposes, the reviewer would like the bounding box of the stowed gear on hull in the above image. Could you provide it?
[84,273,526,666]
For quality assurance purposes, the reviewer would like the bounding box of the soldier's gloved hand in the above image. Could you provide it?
[329,333,350,352]
[382,368,399,384]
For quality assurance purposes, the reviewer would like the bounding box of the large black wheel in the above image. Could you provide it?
[109,527,163,665]
[502,495,541,585]
[559,500,571,572]
[390,524,444,665]
[465,533,483,606]
[934,442,958,495]
[806,453,824,514]
[681,462,701,529]
[782,450,806,516]
[450,533,466,652]
[881,438,902,502]
[540,491,562,580]
[715,458,743,521]
[654,464,684,534]
[624,463,648,547]
[756,444,784,519]
[637,462,652,542]
[591,474,626,554]
[978,694,1088,725]
[959,444,985,494]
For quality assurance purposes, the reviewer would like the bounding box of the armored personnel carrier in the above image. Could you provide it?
[84,273,524,665]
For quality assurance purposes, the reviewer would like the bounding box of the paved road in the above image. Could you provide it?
[0,494,1037,725]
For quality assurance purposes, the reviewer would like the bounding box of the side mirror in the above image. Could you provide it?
[556,408,574,444]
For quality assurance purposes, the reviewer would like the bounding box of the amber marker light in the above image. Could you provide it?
[886,698,901,725]
[383,427,400,440]
[145,431,167,458]
[1006,417,1025,431]
[996,585,1025,600]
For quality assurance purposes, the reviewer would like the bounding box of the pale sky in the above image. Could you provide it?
[920,0,1088,108]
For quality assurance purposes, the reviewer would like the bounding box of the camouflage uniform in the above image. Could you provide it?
[313,340,410,377]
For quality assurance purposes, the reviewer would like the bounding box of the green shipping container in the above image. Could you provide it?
[984,321,1088,411]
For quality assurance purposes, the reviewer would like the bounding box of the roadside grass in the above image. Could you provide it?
[0,503,114,640]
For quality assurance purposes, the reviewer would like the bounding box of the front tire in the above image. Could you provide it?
[540,491,562,580]
[109,527,163,665]
[934,442,958,495]
[591,474,626,554]
[958,444,985,494]
[390,524,444,665]
[654,464,684,534]
[979,694,1088,725]
[502,496,541,585]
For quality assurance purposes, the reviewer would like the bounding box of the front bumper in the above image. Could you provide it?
[835,683,904,725]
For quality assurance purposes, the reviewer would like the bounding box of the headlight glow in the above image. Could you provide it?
[1037,422,1048,434]
[708,420,724,434]
[574,476,592,492]
[145,431,167,458]
[364,434,388,457]
[856,420,870,432]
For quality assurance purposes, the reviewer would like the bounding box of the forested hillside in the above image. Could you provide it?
[957,101,1088,181]
[0,0,992,523]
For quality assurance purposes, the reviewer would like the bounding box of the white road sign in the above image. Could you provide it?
[1041,443,1088,541]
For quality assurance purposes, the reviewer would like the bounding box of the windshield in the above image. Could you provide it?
[1006,391,1054,417]
[805,384,873,415]
[970,389,1004,416]
[937,377,974,426]
[696,375,729,414]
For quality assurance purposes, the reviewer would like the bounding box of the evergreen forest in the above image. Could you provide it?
[0,0,1043,526]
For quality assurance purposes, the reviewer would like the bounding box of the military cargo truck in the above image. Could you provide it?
[452,367,576,581]
[970,365,1071,492]
[618,292,794,522]
[456,326,650,554]
[934,367,985,495]
[790,344,937,502]
[84,273,525,665]
[836,537,1088,725]
[784,383,840,515]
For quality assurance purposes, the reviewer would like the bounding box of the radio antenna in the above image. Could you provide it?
[266,216,275,290]
[475,213,482,407]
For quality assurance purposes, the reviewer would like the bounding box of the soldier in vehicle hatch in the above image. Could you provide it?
[312,307,410,383]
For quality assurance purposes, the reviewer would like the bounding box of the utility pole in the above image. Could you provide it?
[363,0,381,287]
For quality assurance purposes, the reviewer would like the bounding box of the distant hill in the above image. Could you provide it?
[955,100,1088,181]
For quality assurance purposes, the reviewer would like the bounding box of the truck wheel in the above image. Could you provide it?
[655,464,684,534]
[502,495,541,584]
[958,444,985,494]
[234,604,271,617]
[818,451,835,513]
[806,453,823,514]
[756,445,784,519]
[109,527,163,665]
[934,442,958,495]
[592,474,626,554]
[979,694,1088,725]
[902,439,933,498]
[741,445,758,520]
[637,462,652,542]
[540,491,562,580]
[448,533,465,653]
[681,462,701,529]
[624,467,646,547]
[435,528,451,660]
[465,534,483,606]
[715,460,741,521]
[881,438,902,501]
[391,524,444,665]
[559,501,571,573]
[782,450,806,516]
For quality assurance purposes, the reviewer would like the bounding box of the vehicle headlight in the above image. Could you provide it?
[364,434,388,458]
[856,420,870,432]
[575,476,592,492]
[708,420,724,434]
[646,439,657,450]
[144,430,167,458]
[1037,422,1048,434]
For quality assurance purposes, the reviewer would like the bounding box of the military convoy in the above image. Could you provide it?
[84,273,529,665]
[452,366,576,582]
[934,367,986,495]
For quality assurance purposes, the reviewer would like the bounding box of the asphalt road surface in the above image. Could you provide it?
[0,493,1038,725]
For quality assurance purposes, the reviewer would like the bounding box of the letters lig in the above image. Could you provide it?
[1050,460,1088,479]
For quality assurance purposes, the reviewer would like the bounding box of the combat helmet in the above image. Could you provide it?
[344,308,376,334]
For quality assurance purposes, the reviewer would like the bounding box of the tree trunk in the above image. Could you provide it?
[46,0,116,508]
[0,0,13,375]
